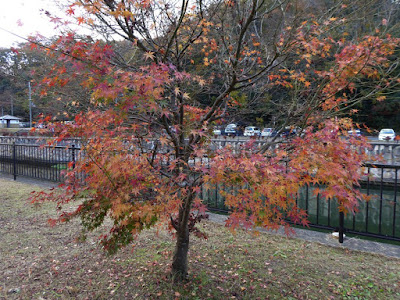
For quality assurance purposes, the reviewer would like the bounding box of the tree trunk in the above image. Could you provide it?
[171,154,193,280]
[171,223,190,281]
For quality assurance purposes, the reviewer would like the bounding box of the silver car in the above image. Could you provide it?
[261,128,274,137]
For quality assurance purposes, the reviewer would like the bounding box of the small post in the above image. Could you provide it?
[71,144,76,169]
[339,211,344,243]
[13,142,16,180]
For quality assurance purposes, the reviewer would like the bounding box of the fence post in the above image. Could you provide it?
[339,211,344,243]
[12,141,16,180]
[71,144,76,169]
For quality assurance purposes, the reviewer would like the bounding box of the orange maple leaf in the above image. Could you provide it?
[77,17,85,25]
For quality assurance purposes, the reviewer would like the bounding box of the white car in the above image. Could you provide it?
[261,128,274,137]
[213,127,222,136]
[243,126,261,136]
[378,129,395,141]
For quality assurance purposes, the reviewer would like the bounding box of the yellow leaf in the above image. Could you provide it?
[143,51,155,61]
[198,79,206,87]
[377,96,386,101]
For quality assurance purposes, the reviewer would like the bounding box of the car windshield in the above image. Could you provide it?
[381,129,394,134]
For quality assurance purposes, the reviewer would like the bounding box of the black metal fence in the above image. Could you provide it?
[0,142,399,243]
[202,163,400,243]
[0,143,79,182]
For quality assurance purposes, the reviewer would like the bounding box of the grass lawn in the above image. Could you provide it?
[0,178,399,299]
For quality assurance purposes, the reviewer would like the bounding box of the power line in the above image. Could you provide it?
[0,26,32,46]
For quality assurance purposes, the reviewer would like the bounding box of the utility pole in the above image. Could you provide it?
[11,97,13,115]
[29,81,32,128]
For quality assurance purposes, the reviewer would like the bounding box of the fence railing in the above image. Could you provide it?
[202,163,400,243]
[0,142,399,243]
[0,143,79,182]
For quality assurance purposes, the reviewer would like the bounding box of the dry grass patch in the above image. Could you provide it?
[0,177,399,299]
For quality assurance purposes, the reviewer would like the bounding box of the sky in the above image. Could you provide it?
[0,0,68,48]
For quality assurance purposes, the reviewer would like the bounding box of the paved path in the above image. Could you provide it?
[1,173,399,259]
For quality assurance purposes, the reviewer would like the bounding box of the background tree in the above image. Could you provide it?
[0,40,97,123]
[0,47,32,119]
[30,0,400,281]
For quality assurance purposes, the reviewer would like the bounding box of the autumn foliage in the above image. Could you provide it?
[29,0,400,280]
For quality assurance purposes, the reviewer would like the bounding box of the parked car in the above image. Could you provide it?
[19,122,30,128]
[348,129,362,137]
[224,123,238,136]
[243,126,261,136]
[378,128,395,141]
[213,127,222,136]
[280,126,297,138]
[261,128,274,137]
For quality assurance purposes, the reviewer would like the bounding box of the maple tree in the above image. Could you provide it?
[29,0,400,281]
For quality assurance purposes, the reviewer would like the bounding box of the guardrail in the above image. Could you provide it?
[0,136,81,147]
[2,135,400,162]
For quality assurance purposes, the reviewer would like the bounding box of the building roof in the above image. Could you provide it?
[0,115,22,121]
